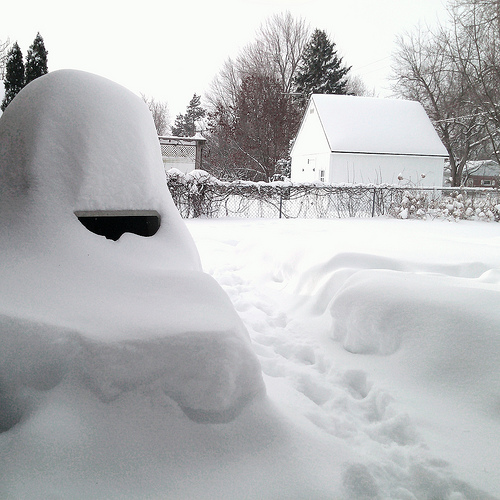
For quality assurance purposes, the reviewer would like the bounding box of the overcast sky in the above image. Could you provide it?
[1,0,447,118]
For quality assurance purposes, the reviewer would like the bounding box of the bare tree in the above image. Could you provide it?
[207,73,301,181]
[207,12,310,108]
[0,38,11,81]
[141,94,170,136]
[206,57,241,111]
[254,11,311,94]
[392,25,489,185]
[392,0,500,185]
[205,12,310,180]
[345,74,376,96]
[447,0,500,163]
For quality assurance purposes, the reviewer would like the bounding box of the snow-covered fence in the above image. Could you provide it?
[166,169,500,221]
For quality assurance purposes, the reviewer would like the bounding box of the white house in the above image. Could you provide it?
[290,94,448,186]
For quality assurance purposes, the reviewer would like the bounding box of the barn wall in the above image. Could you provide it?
[291,153,331,182]
[329,153,444,186]
[291,101,331,182]
[292,102,332,156]
[291,97,446,186]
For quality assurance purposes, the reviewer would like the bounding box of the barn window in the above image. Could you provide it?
[75,210,161,241]
[320,170,325,182]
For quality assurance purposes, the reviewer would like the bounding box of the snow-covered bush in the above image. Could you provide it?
[387,190,430,220]
[429,191,500,221]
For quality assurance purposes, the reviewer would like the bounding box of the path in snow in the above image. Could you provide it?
[188,218,500,500]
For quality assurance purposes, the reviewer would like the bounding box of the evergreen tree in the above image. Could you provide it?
[25,32,48,85]
[171,94,206,136]
[171,113,185,137]
[293,29,351,107]
[1,42,25,111]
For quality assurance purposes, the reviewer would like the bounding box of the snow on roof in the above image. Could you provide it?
[310,94,448,157]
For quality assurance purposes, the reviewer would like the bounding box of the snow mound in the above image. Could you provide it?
[284,246,500,419]
[1,70,161,214]
[283,235,499,419]
[0,70,265,426]
[329,267,500,417]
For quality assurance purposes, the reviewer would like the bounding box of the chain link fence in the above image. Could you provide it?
[166,170,500,221]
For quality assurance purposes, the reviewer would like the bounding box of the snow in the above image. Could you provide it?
[1,70,499,499]
[0,70,265,429]
[310,94,448,157]
[187,217,500,499]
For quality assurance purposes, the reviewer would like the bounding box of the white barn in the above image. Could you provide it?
[290,94,447,186]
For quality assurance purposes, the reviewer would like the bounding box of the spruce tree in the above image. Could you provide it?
[25,32,48,85]
[171,94,206,136]
[185,94,206,134]
[293,29,351,107]
[171,112,186,137]
[1,42,25,111]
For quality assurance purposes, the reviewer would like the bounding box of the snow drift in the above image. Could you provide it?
[188,217,500,499]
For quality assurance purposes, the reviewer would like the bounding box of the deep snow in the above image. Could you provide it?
[187,217,500,499]
[0,70,499,499]
[3,215,498,499]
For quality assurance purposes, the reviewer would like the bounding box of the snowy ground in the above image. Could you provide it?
[186,217,500,500]
[1,215,499,499]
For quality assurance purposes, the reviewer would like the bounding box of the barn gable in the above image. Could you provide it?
[291,94,447,186]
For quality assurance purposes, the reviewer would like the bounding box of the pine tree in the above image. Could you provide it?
[293,29,351,107]
[184,94,206,135]
[171,113,186,137]
[25,32,48,85]
[1,42,25,111]
[171,94,206,136]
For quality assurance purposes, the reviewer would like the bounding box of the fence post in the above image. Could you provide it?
[279,190,283,218]
[371,188,376,217]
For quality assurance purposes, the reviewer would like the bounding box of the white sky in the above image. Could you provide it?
[1,0,447,118]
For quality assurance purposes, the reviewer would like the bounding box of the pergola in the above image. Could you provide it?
[159,134,206,172]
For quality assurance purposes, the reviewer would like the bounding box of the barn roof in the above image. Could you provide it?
[309,94,448,157]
